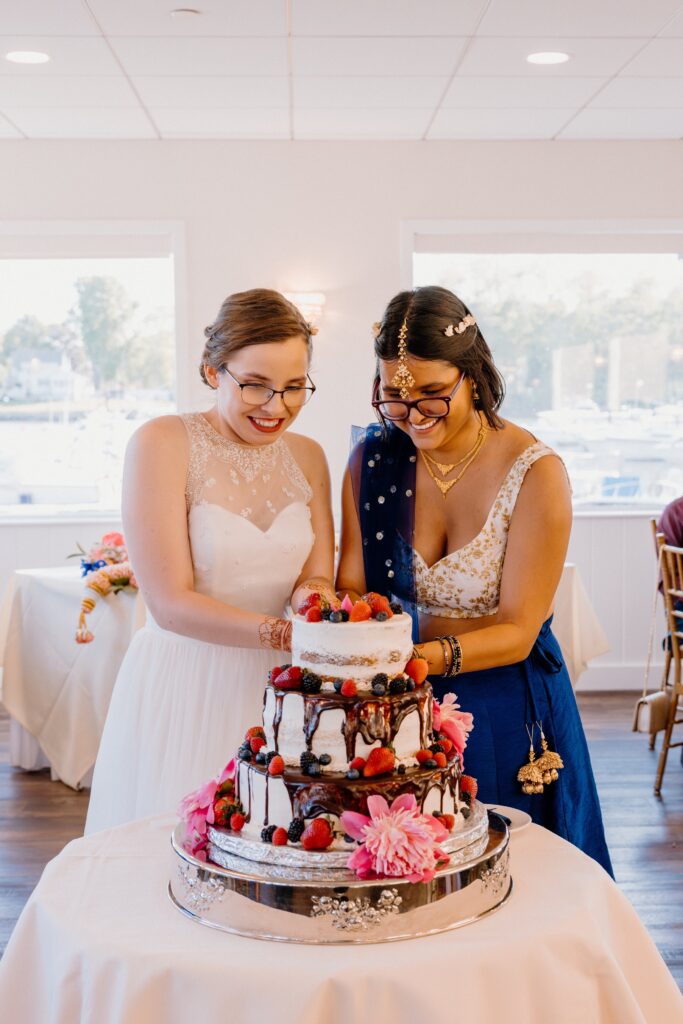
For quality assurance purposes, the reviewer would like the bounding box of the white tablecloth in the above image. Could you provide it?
[554,562,610,686]
[0,567,145,789]
[0,815,679,1024]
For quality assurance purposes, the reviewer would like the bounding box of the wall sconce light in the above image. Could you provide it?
[284,291,326,327]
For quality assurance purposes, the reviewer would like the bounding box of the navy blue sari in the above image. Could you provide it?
[351,423,613,877]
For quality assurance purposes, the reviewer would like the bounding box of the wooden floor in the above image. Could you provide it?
[1,693,682,987]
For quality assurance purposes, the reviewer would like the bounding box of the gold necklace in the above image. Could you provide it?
[419,426,487,498]
[421,427,484,477]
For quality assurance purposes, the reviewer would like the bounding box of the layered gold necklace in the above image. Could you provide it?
[419,421,487,498]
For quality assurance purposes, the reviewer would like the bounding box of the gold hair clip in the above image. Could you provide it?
[444,314,476,338]
[372,321,382,339]
[390,317,416,399]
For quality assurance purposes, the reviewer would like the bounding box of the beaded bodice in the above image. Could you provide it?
[414,441,558,620]
[178,413,314,617]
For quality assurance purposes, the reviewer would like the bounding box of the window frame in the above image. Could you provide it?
[0,219,187,522]
[401,217,683,515]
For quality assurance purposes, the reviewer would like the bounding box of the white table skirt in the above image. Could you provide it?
[553,562,610,686]
[0,815,679,1024]
[0,567,145,789]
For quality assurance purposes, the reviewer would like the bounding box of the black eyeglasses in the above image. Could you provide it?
[371,374,464,422]
[220,366,316,409]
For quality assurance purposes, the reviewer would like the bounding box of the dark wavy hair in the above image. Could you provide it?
[199,288,313,387]
[373,285,505,429]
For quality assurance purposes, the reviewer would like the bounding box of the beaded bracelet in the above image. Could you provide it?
[445,635,463,677]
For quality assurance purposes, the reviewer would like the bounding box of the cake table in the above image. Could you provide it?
[0,814,680,1024]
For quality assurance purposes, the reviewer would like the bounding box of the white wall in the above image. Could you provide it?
[0,139,679,686]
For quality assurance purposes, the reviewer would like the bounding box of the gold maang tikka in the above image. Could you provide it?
[391,317,416,399]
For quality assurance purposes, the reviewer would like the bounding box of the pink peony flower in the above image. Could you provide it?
[340,794,449,883]
[101,531,125,548]
[178,759,236,856]
[433,693,473,763]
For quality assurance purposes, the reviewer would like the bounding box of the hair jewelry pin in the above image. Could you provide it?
[444,314,476,337]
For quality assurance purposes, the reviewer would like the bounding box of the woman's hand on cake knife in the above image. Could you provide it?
[291,577,340,614]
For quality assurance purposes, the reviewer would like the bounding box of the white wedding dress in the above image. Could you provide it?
[85,413,314,835]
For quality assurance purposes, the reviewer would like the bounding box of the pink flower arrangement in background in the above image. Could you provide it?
[178,759,236,860]
[71,532,139,644]
[432,693,474,764]
[340,794,449,883]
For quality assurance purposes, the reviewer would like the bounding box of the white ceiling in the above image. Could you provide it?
[0,0,682,140]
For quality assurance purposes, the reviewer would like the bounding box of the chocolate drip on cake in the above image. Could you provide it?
[269,683,432,762]
[241,761,460,822]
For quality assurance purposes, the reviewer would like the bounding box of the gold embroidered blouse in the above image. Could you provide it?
[414,441,559,619]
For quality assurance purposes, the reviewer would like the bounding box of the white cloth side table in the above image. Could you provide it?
[554,562,610,686]
[0,567,145,789]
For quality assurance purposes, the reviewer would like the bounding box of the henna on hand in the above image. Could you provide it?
[259,617,292,652]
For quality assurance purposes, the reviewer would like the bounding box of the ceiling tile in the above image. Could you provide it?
[133,76,289,109]
[660,9,683,35]
[428,106,573,138]
[0,75,139,107]
[294,107,431,139]
[0,0,99,35]
[88,0,286,37]
[291,36,466,77]
[559,107,683,138]
[292,0,488,36]
[619,38,683,76]
[0,111,23,137]
[5,106,156,138]
[0,36,121,75]
[593,76,683,107]
[442,75,605,108]
[458,36,647,77]
[478,0,683,38]
[110,36,289,77]
[293,75,448,109]
[152,107,290,138]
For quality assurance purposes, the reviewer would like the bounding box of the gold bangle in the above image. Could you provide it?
[437,636,451,676]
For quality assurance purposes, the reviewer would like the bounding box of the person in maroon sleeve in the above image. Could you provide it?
[658,496,683,547]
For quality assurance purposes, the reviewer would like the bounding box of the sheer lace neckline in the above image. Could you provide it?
[197,412,285,455]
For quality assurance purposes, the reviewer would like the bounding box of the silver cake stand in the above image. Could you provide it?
[169,807,512,944]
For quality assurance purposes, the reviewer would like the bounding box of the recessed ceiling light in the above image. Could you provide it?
[5,50,51,64]
[526,51,570,65]
[170,7,201,17]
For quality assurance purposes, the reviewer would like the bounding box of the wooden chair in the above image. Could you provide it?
[650,519,672,748]
[654,532,683,795]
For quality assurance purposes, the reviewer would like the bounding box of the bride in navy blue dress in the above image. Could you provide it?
[336,285,613,876]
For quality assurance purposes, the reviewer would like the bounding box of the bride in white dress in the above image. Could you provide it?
[85,289,337,834]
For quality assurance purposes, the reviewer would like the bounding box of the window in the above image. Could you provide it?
[413,251,683,507]
[0,255,175,513]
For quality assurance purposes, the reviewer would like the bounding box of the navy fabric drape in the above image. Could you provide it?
[352,423,614,877]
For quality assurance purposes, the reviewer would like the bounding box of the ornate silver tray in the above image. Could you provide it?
[207,798,489,869]
[169,810,512,944]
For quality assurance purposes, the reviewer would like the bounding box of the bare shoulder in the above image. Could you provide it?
[127,414,189,460]
[285,431,328,474]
